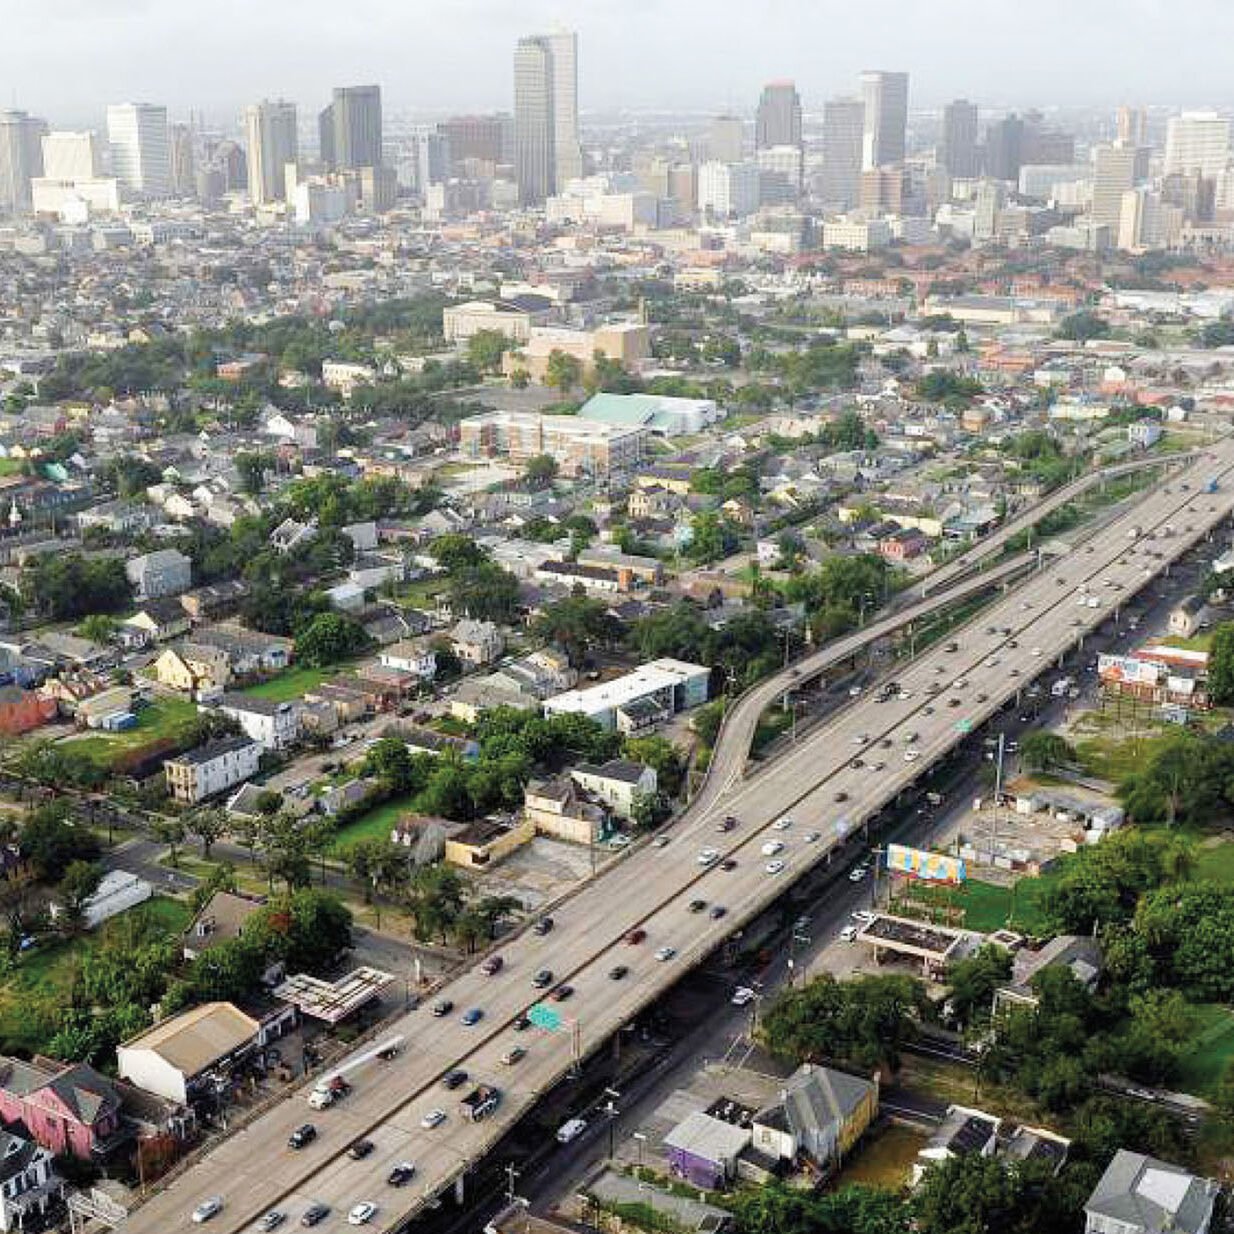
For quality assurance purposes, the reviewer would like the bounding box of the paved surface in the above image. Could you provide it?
[118,445,1234,1234]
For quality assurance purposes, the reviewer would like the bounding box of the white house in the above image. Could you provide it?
[380,639,437,679]
[216,695,300,752]
[570,759,657,819]
[0,1129,61,1232]
[50,869,153,930]
[163,736,262,805]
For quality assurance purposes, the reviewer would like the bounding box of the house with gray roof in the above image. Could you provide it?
[751,1063,879,1169]
[1085,1150,1217,1234]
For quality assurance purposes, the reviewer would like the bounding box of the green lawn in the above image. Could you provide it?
[242,666,340,702]
[1176,1004,1234,1097]
[327,794,417,856]
[0,896,192,1054]
[951,874,1056,934]
[0,459,22,477]
[60,697,200,767]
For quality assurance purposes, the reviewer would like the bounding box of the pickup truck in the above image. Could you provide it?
[460,1084,501,1122]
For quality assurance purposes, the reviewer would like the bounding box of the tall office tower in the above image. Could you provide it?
[41,131,100,180]
[406,125,451,193]
[168,123,197,197]
[0,111,48,213]
[984,114,1025,181]
[245,100,299,204]
[1091,143,1140,229]
[513,30,581,203]
[821,96,864,209]
[1117,105,1148,147]
[973,178,1006,241]
[941,99,980,178]
[320,85,382,170]
[858,164,906,215]
[697,161,760,218]
[1162,170,1215,223]
[106,103,171,196]
[859,70,909,169]
[756,145,803,203]
[545,29,582,186]
[709,115,745,163]
[441,114,511,169]
[1164,112,1231,178]
[1022,118,1075,167]
[755,80,802,150]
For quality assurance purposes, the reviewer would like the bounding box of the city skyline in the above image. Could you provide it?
[12,0,1234,121]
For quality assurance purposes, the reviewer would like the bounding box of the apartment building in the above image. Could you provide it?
[163,736,262,804]
[458,410,647,477]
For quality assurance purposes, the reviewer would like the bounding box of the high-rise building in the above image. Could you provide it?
[755,80,802,150]
[697,161,760,218]
[984,114,1025,182]
[441,114,511,170]
[406,125,451,194]
[821,97,864,209]
[941,99,980,179]
[321,85,382,171]
[106,103,171,197]
[1117,105,1148,147]
[859,70,909,169]
[168,123,196,198]
[1091,143,1140,229]
[41,131,99,181]
[756,145,803,203]
[1164,112,1231,179]
[0,111,48,214]
[709,115,745,164]
[245,100,298,204]
[514,30,581,203]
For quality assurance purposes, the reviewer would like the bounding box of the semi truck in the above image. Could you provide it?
[460,1084,501,1122]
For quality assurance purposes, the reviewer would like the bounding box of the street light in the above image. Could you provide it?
[632,1131,647,1186]
[602,1088,621,1162]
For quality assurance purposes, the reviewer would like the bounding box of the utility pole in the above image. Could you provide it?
[504,1162,520,1205]
[603,1088,621,1162]
[989,731,1006,865]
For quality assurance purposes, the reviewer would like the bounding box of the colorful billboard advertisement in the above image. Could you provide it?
[886,843,967,884]
[1097,654,1161,685]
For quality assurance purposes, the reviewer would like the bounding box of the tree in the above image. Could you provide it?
[465,329,512,374]
[25,554,132,621]
[1207,621,1234,704]
[407,864,465,944]
[1019,731,1075,773]
[21,804,101,881]
[430,533,486,572]
[622,735,686,797]
[346,838,411,904]
[77,614,118,645]
[294,612,370,667]
[686,511,740,564]
[545,349,582,395]
[912,1154,1026,1234]
[523,453,559,486]
[152,817,187,868]
[448,562,520,623]
[57,861,103,933]
[946,945,1012,1028]
[530,594,619,667]
[186,808,228,861]
[1057,310,1112,342]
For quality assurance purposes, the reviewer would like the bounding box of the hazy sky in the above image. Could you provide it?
[11,0,1234,125]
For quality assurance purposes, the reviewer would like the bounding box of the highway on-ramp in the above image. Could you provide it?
[120,444,1234,1234]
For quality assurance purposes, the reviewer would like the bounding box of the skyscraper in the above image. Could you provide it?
[441,114,511,170]
[821,96,864,209]
[321,85,382,170]
[514,29,581,204]
[1117,105,1148,148]
[1164,112,1231,179]
[106,103,171,197]
[0,111,47,214]
[245,100,298,204]
[169,123,197,198]
[41,131,99,181]
[708,115,745,164]
[941,99,980,179]
[1092,143,1139,229]
[859,70,909,170]
[984,114,1025,181]
[756,81,802,150]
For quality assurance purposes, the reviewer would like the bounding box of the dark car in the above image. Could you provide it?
[430,999,453,1017]
[717,816,737,832]
[720,858,738,871]
[625,928,646,945]
[513,1015,532,1032]
[532,916,555,936]
[460,1008,484,1027]
[347,1139,374,1161]
[688,899,707,913]
[709,905,728,920]
[609,965,629,981]
[442,1069,468,1090]
[387,1163,416,1187]
[532,969,553,988]
[300,1204,330,1228]
[480,955,504,976]
[552,984,575,1002]
[288,1124,317,1150]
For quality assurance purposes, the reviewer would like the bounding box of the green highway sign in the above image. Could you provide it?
[528,1004,562,1032]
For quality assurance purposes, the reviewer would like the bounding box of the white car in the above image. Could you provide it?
[803,831,820,843]
[420,1109,447,1130]
[765,860,786,875]
[1031,647,1043,657]
[761,840,784,856]
[655,946,677,962]
[697,848,720,866]
[557,1118,588,1144]
[348,1203,377,1226]
[849,865,869,882]
[652,836,671,848]
[192,1198,224,1224]
[839,925,859,943]
[731,987,756,1007]
[772,817,793,830]
[903,749,920,762]
[852,909,876,925]
[848,685,863,697]
[897,691,913,700]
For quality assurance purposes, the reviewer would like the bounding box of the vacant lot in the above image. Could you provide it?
[833,1122,927,1191]
[327,795,416,856]
[60,698,199,768]
[242,666,340,702]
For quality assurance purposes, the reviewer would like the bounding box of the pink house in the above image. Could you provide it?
[0,1056,124,1160]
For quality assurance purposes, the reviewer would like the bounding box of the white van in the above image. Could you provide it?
[556,1118,588,1145]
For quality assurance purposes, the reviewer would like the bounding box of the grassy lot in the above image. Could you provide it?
[1193,833,1234,884]
[833,1122,926,1191]
[0,896,192,1054]
[1176,1004,1234,1098]
[242,666,340,702]
[0,459,22,477]
[59,697,199,767]
[950,875,1056,934]
[326,794,416,856]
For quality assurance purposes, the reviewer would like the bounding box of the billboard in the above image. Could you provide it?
[886,843,967,884]
[1097,654,1160,685]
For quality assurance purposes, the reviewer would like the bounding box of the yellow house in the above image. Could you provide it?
[749,1063,879,1169]
[444,818,534,869]
[154,645,231,693]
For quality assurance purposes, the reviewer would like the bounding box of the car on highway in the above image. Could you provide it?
[834,790,849,802]
[532,969,554,988]
[761,840,784,856]
[903,749,920,762]
[720,858,738,871]
[421,1109,447,1130]
[257,1212,286,1232]
[532,917,554,936]
[513,1015,532,1032]
[731,987,756,1007]
[852,909,876,925]
[772,816,793,830]
[717,816,738,832]
[552,984,575,1001]
[430,999,453,1017]
[849,864,869,882]
[869,761,886,772]
[803,830,820,843]
[557,1118,588,1144]
[697,848,720,866]
[347,1203,377,1227]
[502,1046,527,1065]
[387,1163,417,1187]
[460,1008,484,1026]
[442,1069,468,1090]
[625,927,647,944]
[376,1043,400,1061]
[288,1123,317,1150]
[652,835,671,848]
[688,899,707,913]
[300,1203,329,1227]
[765,860,786,875]
[192,1197,224,1224]
[655,946,677,962]
[347,1140,374,1160]
[609,965,629,980]
[480,955,504,976]
[839,925,859,943]
[709,905,728,919]
[1031,647,1043,656]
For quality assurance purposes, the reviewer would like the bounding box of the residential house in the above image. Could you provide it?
[179,580,250,623]
[318,778,378,818]
[523,777,608,845]
[379,639,437,679]
[189,625,293,678]
[163,736,262,805]
[124,549,192,601]
[154,645,231,694]
[994,936,1103,1017]
[269,518,317,554]
[120,598,192,648]
[51,870,152,930]
[0,1055,125,1162]
[664,1110,751,1190]
[0,1128,61,1230]
[182,891,264,962]
[0,686,56,736]
[450,619,504,667]
[570,759,657,820]
[751,1063,879,1170]
[1085,1150,1216,1234]
[1169,595,1210,639]
[536,559,622,594]
[216,694,299,752]
[912,1105,1001,1185]
[879,526,930,562]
